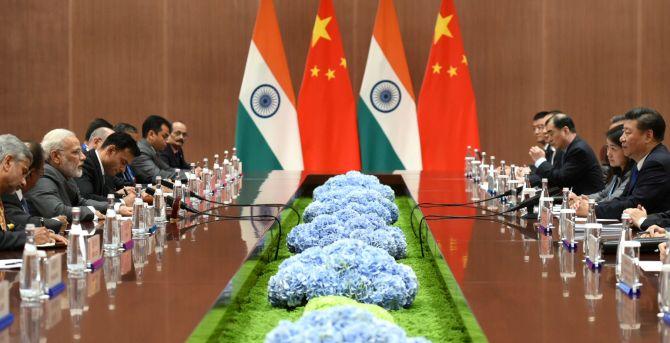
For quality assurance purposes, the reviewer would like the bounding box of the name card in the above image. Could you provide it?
[87,235,101,263]
[618,253,642,296]
[86,269,101,298]
[585,233,601,270]
[120,220,132,246]
[0,282,12,331]
[46,254,65,297]
[120,250,132,275]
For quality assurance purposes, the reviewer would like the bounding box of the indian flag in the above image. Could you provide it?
[358,0,422,171]
[235,0,303,171]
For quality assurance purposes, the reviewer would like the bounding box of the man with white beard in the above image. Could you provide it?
[26,129,106,221]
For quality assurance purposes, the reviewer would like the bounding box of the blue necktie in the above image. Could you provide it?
[124,166,135,183]
[629,165,639,192]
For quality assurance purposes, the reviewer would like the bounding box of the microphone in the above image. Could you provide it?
[506,186,561,213]
[145,186,201,214]
[157,179,205,200]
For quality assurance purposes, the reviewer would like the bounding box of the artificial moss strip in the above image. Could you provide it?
[190,196,473,342]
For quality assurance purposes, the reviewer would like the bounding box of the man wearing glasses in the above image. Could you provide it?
[160,121,191,169]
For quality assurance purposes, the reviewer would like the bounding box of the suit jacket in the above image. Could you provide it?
[534,136,605,195]
[25,164,107,221]
[1,193,62,232]
[131,139,184,184]
[596,144,670,219]
[160,145,190,169]
[76,149,121,202]
[530,145,564,187]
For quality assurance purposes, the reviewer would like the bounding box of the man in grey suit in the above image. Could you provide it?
[0,135,66,250]
[131,115,188,184]
[26,129,107,222]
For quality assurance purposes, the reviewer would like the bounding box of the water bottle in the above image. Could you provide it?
[561,188,570,210]
[616,213,633,282]
[231,148,240,178]
[464,145,474,179]
[19,224,42,301]
[103,194,119,252]
[67,207,87,274]
[135,183,142,199]
[538,178,552,228]
[154,186,166,223]
[131,198,146,236]
[583,199,597,257]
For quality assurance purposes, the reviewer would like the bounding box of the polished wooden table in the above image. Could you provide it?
[415,171,664,342]
[1,171,665,342]
[0,171,302,342]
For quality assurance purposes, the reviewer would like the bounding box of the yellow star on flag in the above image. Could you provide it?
[461,55,468,65]
[340,58,347,68]
[447,66,458,77]
[326,69,336,80]
[433,14,453,44]
[311,16,332,47]
[310,65,320,77]
[432,62,442,74]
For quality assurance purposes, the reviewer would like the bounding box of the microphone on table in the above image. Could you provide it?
[505,186,562,213]
[155,177,301,225]
[144,186,201,214]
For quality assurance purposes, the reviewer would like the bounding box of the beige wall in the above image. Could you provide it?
[2,0,670,166]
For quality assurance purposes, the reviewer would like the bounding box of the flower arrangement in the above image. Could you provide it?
[303,296,395,323]
[313,171,395,203]
[264,305,430,343]
[286,212,407,259]
[304,188,399,224]
[268,239,417,310]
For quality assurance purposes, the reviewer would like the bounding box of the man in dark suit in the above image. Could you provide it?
[588,108,670,220]
[0,135,66,250]
[528,111,564,185]
[529,113,605,195]
[160,121,191,169]
[76,132,139,216]
[532,111,564,166]
[114,123,140,186]
[130,115,189,184]
[2,142,66,233]
[26,129,107,221]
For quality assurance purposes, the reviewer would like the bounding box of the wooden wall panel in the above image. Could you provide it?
[456,0,544,164]
[2,0,670,170]
[166,0,255,161]
[70,0,166,141]
[0,0,69,142]
[544,0,639,158]
[640,0,670,116]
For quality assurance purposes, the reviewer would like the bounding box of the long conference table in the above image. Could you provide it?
[0,171,665,342]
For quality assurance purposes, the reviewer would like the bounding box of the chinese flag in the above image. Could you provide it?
[418,0,480,172]
[298,0,360,173]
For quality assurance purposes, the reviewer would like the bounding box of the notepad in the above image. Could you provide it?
[639,260,663,272]
[0,259,22,269]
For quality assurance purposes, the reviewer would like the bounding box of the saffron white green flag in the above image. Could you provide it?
[358,0,422,171]
[235,0,303,171]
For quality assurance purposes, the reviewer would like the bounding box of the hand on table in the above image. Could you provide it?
[623,206,647,228]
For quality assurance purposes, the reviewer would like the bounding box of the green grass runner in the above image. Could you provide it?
[189,196,476,342]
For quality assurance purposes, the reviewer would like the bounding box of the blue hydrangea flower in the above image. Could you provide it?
[265,305,431,343]
[268,240,418,310]
[287,211,407,258]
